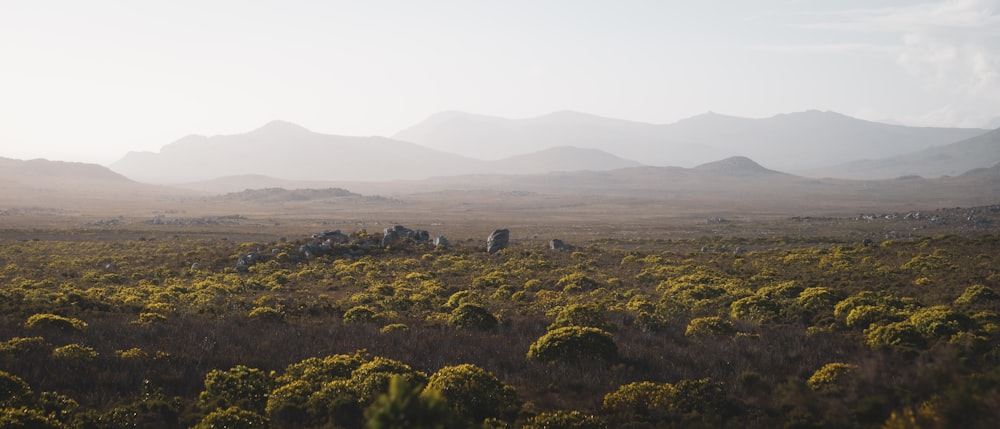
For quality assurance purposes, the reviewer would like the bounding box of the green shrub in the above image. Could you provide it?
[380,323,410,334]
[350,357,428,405]
[523,410,606,429]
[445,290,480,309]
[685,316,737,338]
[344,306,378,324]
[52,344,97,361]
[603,381,673,417]
[549,304,610,331]
[730,295,782,323]
[954,284,999,307]
[845,305,901,329]
[0,408,66,429]
[0,370,33,408]
[275,353,365,388]
[248,306,285,323]
[25,313,87,333]
[448,303,498,330]
[557,273,600,293]
[866,322,926,351]
[797,287,840,313]
[307,379,362,428]
[527,326,617,364]
[0,337,52,357]
[424,364,519,424]
[266,379,312,426]
[116,348,150,360]
[363,375,455,429]
[668,378,733,422]
[193,406,269,429]
[131,312,168,326]
[807,363,858,393]
[200,365,272,413]
[37,391,79,424]
[906,305,971,339]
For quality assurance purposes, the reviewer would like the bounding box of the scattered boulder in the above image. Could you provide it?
[312,229,348,243]
[381,230,396,247]
[236,250,262,272]
[487,229,510,254]
[549,239,573,252]
[434,236,451,247]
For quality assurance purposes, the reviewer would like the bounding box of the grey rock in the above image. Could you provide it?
[487,229,510,254]
[549,239,573,252]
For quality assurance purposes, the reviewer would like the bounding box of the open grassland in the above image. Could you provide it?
[1,203,1000,428]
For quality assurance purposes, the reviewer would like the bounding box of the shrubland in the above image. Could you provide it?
[0,229,998,428]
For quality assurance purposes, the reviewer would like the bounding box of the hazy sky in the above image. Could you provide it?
[2,0,998,164]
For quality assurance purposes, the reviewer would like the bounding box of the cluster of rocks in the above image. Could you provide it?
[382,225,435,247]
[234,225,582,271]
[147,215,246,226]
[235,249,264,272]
[234,224,452,271]
[88,217,125,226]
[857,205,999,228]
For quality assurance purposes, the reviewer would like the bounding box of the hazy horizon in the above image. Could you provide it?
[2,0,998,164]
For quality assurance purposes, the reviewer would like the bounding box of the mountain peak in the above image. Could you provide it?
[694,156,776,176]
[251,120,312,135]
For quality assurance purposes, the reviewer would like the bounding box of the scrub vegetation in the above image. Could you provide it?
[1,229,999,428]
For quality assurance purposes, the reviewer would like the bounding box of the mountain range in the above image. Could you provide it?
[109,121,640,184]
[6,153,1000,218]
[806,127,1000,179]
[393,110,988,173]
[107,110,995,184]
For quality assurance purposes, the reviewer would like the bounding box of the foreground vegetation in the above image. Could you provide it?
[1,228,999,428]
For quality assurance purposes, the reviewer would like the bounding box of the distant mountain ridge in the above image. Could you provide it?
[109,121,639,184]
[807,127,1000,179]
[0,157,132,182]
[393,110,988,174]
[0,157,184,209]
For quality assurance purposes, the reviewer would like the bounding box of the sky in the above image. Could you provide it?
[1,0,998,164]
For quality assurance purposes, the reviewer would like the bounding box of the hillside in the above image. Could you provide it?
[393,110,987,174]
[807,127,1000,179]
[0,157,189,211]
